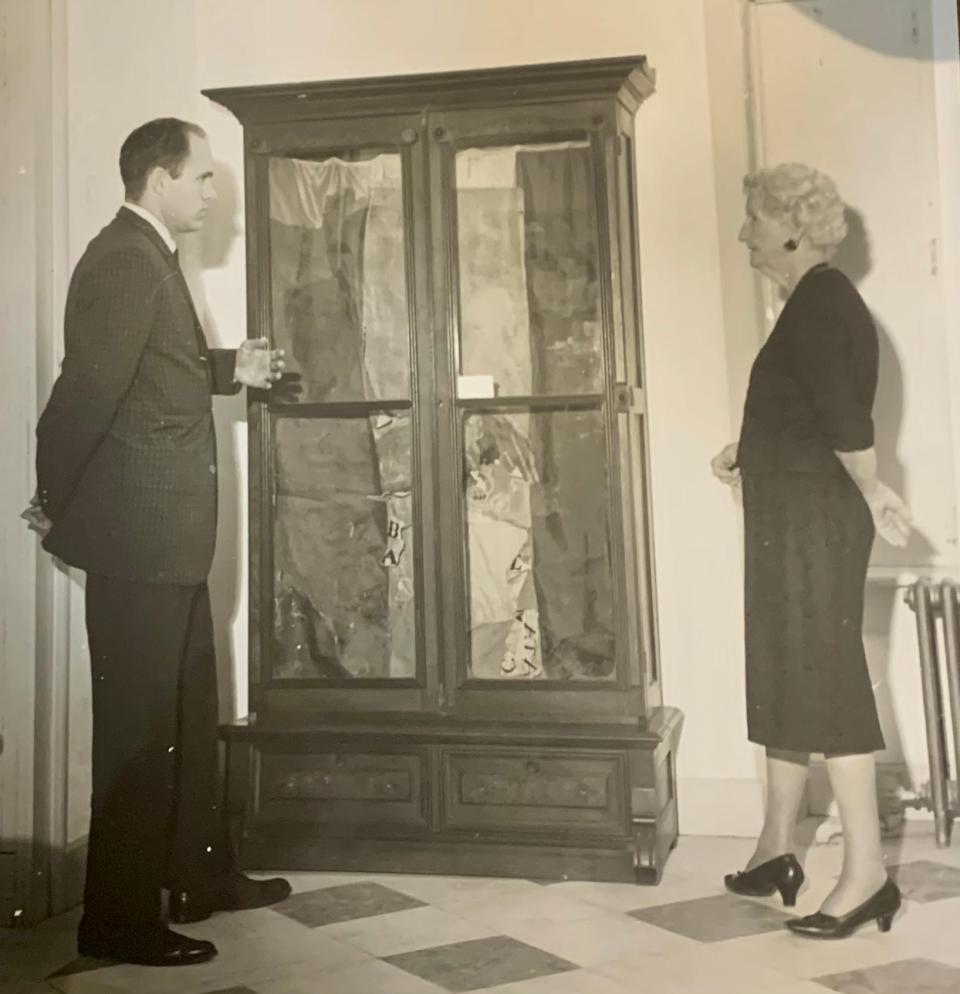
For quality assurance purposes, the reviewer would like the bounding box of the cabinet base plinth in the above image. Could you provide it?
[221,706,683,886]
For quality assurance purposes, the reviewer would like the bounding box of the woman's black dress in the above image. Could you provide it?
[737,264,884,754]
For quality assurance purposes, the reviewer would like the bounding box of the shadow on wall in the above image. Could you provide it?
[182,159,246,722]
[794,1,955,61]
[834,207,937,564]
[835,207,934,805]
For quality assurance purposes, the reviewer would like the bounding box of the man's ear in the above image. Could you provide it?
[144,164,169,199]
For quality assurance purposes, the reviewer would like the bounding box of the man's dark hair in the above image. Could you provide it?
[119,118,206,200]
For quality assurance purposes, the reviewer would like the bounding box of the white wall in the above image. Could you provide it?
[1,0,44,919]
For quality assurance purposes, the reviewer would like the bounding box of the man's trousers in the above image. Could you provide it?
[81,573,233,931]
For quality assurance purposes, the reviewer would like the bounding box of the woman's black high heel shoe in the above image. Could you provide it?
[785,878,901,939]
[724,853,805,906]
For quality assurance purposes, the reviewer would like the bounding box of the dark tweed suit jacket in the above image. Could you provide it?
[37,206,241,585]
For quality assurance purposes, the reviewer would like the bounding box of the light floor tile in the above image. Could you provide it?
[251,959,450,994]
[15,829,960,994]
[883,823,960,867]
[447,888,613,930]
[318,905,498,957]
[850,895,960,960]
[760,982,842,994]
[717,927,913,981]
[47,925,369,994]
[383,875,544,909]
[468,967,638,993]
[46,976,132,994]
[594,943,800,993]
[175,908,371,972]
[499,911,699,965]
[2,985,63,994]
[544,876,723,912]
[656,835,758,881]
[48,964,275,994]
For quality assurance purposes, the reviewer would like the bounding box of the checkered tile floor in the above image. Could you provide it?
[5,822,960,994]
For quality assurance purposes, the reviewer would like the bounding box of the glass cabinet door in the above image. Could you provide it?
[249,115,437,712]
[428,105,645,717]
[246,100,654,721]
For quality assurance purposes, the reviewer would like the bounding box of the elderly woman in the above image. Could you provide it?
[712,163,912,939]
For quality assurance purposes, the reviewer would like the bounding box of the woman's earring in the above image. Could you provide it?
[783,239,798,251]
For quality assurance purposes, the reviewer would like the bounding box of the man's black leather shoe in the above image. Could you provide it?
[77,925,217,966]
[169,873,292,924]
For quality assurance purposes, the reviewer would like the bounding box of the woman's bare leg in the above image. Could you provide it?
[746,747,810,869]
[819,751,887,914]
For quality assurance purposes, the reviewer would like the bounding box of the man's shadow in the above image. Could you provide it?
[181,161,303,722]
[180,161,246,723]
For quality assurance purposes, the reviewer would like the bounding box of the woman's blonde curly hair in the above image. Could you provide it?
[744,163,848,254]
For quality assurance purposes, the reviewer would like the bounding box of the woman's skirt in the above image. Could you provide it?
[742,471,884,754]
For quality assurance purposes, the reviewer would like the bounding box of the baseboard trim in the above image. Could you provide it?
[678,776,765,836]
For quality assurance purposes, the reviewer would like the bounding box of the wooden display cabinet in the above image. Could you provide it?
[206,55,682,884]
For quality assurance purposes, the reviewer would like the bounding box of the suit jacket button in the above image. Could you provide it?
[209,464,217,474]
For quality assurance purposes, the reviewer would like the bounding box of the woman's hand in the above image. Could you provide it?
[863,480,912,548]
[20,491,52,538]
[711,442,741,486]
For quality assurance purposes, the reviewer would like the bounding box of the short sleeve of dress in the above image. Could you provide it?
[791,272,877,453]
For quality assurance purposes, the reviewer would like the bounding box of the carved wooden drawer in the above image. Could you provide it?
[255,750,428,829]
[441,749,624,835]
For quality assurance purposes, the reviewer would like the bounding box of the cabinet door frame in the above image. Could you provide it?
[244,112,441,716]
[425,100,648,720]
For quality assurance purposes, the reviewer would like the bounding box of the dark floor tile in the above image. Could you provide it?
[627,892,790,942]
[815,956,960,993]
[273,880,426,928]
[46,957,108,979]
[199,988,260,994]
[199,988,259,994]
[384,935,577,992]
[889,860,960,903]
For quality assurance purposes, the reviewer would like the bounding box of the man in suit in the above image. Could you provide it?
[26,118,291,967]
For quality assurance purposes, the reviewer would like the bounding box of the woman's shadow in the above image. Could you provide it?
[833,207,936,564]
[803,208,938,845]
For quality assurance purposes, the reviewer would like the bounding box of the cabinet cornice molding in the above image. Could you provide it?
[204,55,655,123]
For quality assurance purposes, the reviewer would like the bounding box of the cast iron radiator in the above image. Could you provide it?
[904,578,960,846]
